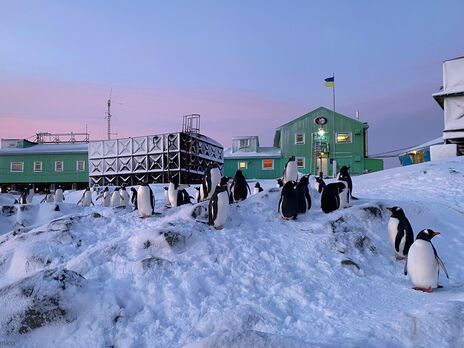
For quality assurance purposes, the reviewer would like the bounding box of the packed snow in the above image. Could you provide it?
[0,157,463,347]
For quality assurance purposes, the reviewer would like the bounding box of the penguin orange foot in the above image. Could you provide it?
[413,287,433,293]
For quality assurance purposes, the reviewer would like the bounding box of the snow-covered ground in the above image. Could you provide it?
[0,157,463,347]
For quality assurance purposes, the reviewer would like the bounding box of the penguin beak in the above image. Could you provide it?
[431,231,441,237]
[386,207,393,212]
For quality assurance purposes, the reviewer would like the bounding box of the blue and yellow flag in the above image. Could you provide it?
[324,76,334,87]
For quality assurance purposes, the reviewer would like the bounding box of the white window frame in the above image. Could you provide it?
[34,161,43,172]
[239,138,250,149]
[55,161,64,172]
[262,159,274,170]
[238,161,248,170]
[295,133,305,144]
[336,132,352,144]
[10,162,24,173]
[76,160,86,171]
[296,157,305,169]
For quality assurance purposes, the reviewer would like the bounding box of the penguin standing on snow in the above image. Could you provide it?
[387,207,414,260]
[230,170,251,203]
[208,177,230,230]
[25,184,35,204]
[315,172,326,194]
[119,186,130,207]
[337,177,350,209]
[295,176,311,214]
[194,187,201,203]
[96,187,110,207]
[320,182,346,214]
[130,187,138,210]
[201,163,222,201]
[77,187,94,207]
[168,178,190,207]
[137,183,155,218]
[163,187,170,206]
[254,182,264,194]
[110,187,121,207]
[54,185,65,203]
[337,166,357,200]
[278,181,299,220]
[282,156,298,184]
[405,229,449,292]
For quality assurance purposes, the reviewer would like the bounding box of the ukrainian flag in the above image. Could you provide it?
[324,76,334,87]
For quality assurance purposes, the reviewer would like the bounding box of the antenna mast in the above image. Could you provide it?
[105,89,112,140]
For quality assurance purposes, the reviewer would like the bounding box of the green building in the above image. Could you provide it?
[0,139,89,192]
[224,107,383,179]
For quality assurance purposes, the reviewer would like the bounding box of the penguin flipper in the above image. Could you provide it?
[436,255,449,279]
[278,195,282,213]
[404,258,408,276]
[394,226,405,253]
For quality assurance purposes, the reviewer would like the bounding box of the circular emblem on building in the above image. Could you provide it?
[314,116,328,125]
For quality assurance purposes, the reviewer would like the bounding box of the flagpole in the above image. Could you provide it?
[332,73,336,177]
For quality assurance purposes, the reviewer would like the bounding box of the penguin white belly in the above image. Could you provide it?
[407,240,439,288]
[387,218,399,250]
[195,190,200,202]
[137,187,153,217]
[168,184,178,207]
[214,192,229,228]
[199,185,205,201]
[82,192,92,207]
[26,189,34,203]
[254,188,260,195]
[103,192,111,207]
[208,169,221,199]
[111,192,121,207]
[279,200,285,219]
[120,191,129,207]
[54,190,64,203]
[338,187,349,209]
[284,163,298,184]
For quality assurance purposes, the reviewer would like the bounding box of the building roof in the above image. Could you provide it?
[399,136,443,155]
[0,143,88,155]
[224,146,281,159]
[276,106,369,129]
[433,88,464,108]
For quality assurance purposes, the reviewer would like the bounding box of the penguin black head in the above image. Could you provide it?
[255,182,261,188]
[235,170,243,177]
[103,187,109,192]
[387,206,405,217]
[299,176,309,185]
[195,187,200,191]
[169,178,179,188]
[130,187,137,193]
[220,176,230,186]
[336,182,346,193]
[277,178,284,187]
[288,156,295,161]
[416,229,440,241]
[114,187,120,191]
[339,166,350,175]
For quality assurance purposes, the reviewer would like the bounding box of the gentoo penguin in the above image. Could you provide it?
[19,188,29,204]
[96,187,111,207]
[130,187,138,210]
[315,172,326,194]
[137,183,155,218]
[195,187,201,203]
[278,181,299,220]
[320,182,346,214]
[230,170,251,203]
[54,186,65,203]
[26,185,34,204]
[337,166,357,200]
[200,162,221,201]
[208,176,230,230]
[77,187,93,207]
[295,176,311,214]
[164,187,170,206]
[282,156,298,184]
[387,207,414,260]
[168,178,190,207]
[254,182,264,194]
[110,187,121,207]
[276,178,284,188]
[405,229,449,292]
[119,186,130,207]
[337,177,350,209]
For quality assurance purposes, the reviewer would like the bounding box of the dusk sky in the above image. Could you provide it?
[1,1,463,166]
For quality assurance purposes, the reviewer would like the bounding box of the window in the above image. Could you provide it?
[262,159,274,170]
[239,139,250,148]
[296,157,305,168]
[336,132,352,143]
[55,161,64,172]
[76,160,85,171]
[238,161,248,170]
[10,162,24,172]
[34,161,42,172]
[295,133,305,144]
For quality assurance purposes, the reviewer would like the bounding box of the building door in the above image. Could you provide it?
[316,157,328,177]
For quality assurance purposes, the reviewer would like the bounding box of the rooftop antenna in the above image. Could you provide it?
[105,89,112,140]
